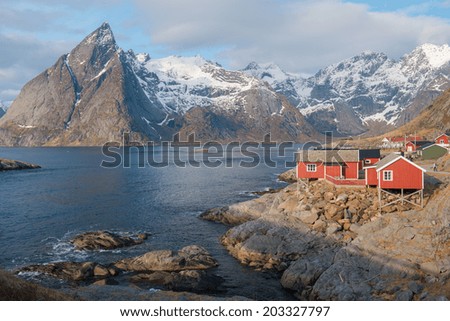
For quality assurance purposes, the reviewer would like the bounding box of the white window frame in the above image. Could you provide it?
[440,139,445,144]
[306,164,317,172]
[383,170,393,181]
[364,159,371,165]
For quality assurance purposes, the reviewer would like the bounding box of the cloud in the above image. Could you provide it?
[0,33,71,101]
[133,0,450,73]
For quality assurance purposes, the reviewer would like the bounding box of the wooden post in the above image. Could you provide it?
[378,187,382,215]
[421,189,424,208]
[401,189,404,205]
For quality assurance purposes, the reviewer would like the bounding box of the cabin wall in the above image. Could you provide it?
[297,162,324,179]
[344,162,359,179]
[365,167,378,186]
[325,165,341,178]
[378,159,423,189]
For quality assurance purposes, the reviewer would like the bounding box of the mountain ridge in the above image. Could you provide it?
[0,23,318,146]
[242,44,450,136]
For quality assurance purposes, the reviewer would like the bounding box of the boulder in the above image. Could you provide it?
[336,193,349,203]
[18,262,112,282]
[324,204,341,220]
[324,192,335,202]
[295,211,318,225]
[130,270,223,293]
[115,245,218,272]
[396,290,414,301]
[326,222,342,235]
[71,231,145,250]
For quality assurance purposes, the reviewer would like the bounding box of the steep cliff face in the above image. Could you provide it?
[0,24,318,146]
[0,23,169,146]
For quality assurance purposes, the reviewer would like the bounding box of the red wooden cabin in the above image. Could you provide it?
[405,140,433,152]
[374,153,425,190]
[296,149,380,185]
[435,134,449,147]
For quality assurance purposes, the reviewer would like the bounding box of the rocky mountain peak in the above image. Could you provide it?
[85,22,116,48]
[243,61,261,71]
[408,43,450,69]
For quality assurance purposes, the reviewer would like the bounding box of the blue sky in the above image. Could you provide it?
[1,0,450,103]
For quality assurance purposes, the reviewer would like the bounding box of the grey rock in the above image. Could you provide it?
[326,222,342,235]
[396,290,414,301]
[71,231,145,250]
[115,245,218,272]
[295,210,319,225]
[408,281,424,294]
[0,158,40,171]
[336,194,349,203]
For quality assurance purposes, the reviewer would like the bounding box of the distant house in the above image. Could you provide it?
[381,136,423,149]
[296,149,380,186]
[364,153,425,189]
[405,140,433,153]
[435,134,449,147]
[419,144,448,160]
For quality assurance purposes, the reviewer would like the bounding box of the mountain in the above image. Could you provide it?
[0,101,5,118]
[0,23,317,146]
[243,44,450,136]
[385,86,450,137]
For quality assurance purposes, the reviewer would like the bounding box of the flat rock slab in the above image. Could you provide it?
[130,270,224,293]
[0,158,40,171]
[71,231,147,250]
[115,245,218,272]
[18,262,119,282]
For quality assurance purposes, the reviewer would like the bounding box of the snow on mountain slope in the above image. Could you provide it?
[0,101,5,118]
[244,44,450,135]
[128,53,281,116]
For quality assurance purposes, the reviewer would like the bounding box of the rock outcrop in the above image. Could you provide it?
[0,158,40,171]
[201,174,450,300]
[0,23,318,147]
[17,245,222,294]
[114,245,218,272]
[71,231,147,250]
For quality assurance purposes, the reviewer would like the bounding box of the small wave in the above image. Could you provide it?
[238,191,256,197]
[148,288,161,293]
[17,271,42,277]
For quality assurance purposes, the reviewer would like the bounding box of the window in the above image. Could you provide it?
[440,139,445,144]
[307,164,317,172]
[383,170,393,181]
[364,159,371,165]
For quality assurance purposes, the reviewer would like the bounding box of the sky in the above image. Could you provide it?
[1,0,450,104]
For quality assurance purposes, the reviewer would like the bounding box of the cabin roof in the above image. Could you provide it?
[435,133,449,139]
[406,140,433,147]
[375,153,426,172]
[296,149,359,163]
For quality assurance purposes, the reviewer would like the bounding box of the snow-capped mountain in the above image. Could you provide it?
[243,44,450,135]
[0,101,6,118]
[0,23,317,146]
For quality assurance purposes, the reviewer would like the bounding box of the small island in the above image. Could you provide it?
[0,158,41,171]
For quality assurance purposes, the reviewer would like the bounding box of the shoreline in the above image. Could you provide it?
[200,168,450,300]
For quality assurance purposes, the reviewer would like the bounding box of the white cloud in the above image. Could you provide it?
[133,0,450,73]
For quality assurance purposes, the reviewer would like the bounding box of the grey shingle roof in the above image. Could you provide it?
[296,149,359,163]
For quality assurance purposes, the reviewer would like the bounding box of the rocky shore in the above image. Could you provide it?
[0,158,40,171]
[16,231,224,297]
[201,170,450,300]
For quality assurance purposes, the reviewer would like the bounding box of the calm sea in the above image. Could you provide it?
[0,146,298,300]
